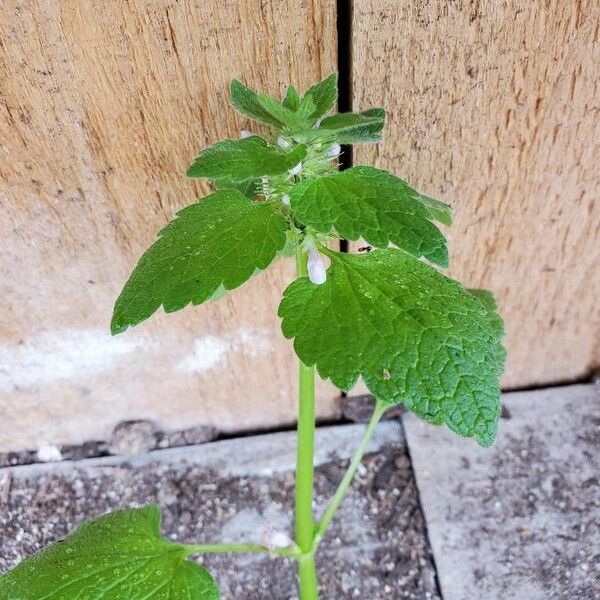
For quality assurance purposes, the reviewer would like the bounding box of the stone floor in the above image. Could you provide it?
[404,383,599,600]
[0,384,598,599]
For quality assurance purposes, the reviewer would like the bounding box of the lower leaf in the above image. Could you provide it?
[0,505,220,599]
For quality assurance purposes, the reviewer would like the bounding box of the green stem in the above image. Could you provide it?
[294,247,319,600]
[312,400,387,549]
[298,553,319,598]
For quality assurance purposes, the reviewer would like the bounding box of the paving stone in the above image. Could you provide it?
[403,383,600,600]
[0,422,439,599]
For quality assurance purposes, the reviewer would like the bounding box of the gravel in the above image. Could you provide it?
[0,425,439,599]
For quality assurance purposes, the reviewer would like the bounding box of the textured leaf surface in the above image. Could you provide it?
[213,177,257,199]
[417,193,453,226]
[230,79,282,127]
[282,85,301,111]
[187,136,306,182]
[301,73,337,120]
[279,249,505,447]
[299,108,385,144]
[289,166,449,267]
[0,506,219,600]
[256,94,310,130]
[112,191,287,334]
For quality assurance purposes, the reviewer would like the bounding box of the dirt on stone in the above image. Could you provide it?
[0,442,439,599]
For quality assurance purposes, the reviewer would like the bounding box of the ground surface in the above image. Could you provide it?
[405,383,599,600]
[0,423,439,599]
[1,384,598,599]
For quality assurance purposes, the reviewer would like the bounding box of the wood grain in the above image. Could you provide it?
[0,0,338,451]
[352,0,600,389]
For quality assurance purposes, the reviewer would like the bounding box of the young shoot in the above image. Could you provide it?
[0,74,505,600]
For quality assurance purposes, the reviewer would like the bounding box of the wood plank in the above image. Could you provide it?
[352,1,600,389]
[0,0,338,451]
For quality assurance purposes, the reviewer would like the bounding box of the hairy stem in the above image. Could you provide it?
[312,400,387,549]
[294,247,319,600]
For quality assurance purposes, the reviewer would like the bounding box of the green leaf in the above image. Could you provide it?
[278,249,505,447]
[301,73,338,120]
[417,193,453,226]
[468,289,504,339]
[296,96,317,121]
[0,505,220,600]
[257,94,310,131]
[112,190,288,334]
[301,108,385,144]
[187,136,306,182]
[213,177,257,199]
[282,85,302,111]
[230,79,282,127]
[289,166,449,267]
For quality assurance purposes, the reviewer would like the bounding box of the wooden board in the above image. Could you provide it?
[0,0,338,451]
[352,1,600,389]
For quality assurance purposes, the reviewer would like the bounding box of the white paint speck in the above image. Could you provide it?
[176,329,272,373]
[0,329,142,391]
[240,130,253,138]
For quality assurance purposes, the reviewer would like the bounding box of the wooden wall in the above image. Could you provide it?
[353,0,600,389]
[1,0,598,451]
[0,0,338,451]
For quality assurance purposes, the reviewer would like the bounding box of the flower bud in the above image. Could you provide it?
[326,143,341,158]
[281,193,291,205]
[288,162,303,177]
[262,526,292,550]
[277,136,291,149]
[308,248,327,285]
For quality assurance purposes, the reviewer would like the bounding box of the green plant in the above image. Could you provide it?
[0,74,505,599]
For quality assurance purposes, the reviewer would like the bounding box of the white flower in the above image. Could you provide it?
[277,136,291,149]
[240,129,253,139]
[281,193,291,205]
[288,162,303,177]
[262,526,292,550]
[326,143,341,158]
[308,248,327,285]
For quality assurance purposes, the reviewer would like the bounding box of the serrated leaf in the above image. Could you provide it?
[301,73,337,120]
[282,85,302,111]
[417,193,453,226]
[111,190,288,334]
[289,166,449,267]
[468,289,504,339]
[213,177,257,199]
[0,505,220,600]
[187,136,306,182]
[230,79,282,127]
[296,96,317,121]
[278,249,505,447]
[257,94,310,131]
[304,108,385,144]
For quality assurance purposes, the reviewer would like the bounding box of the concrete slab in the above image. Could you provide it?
[403,383,600,600]
[0,421,439,599]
